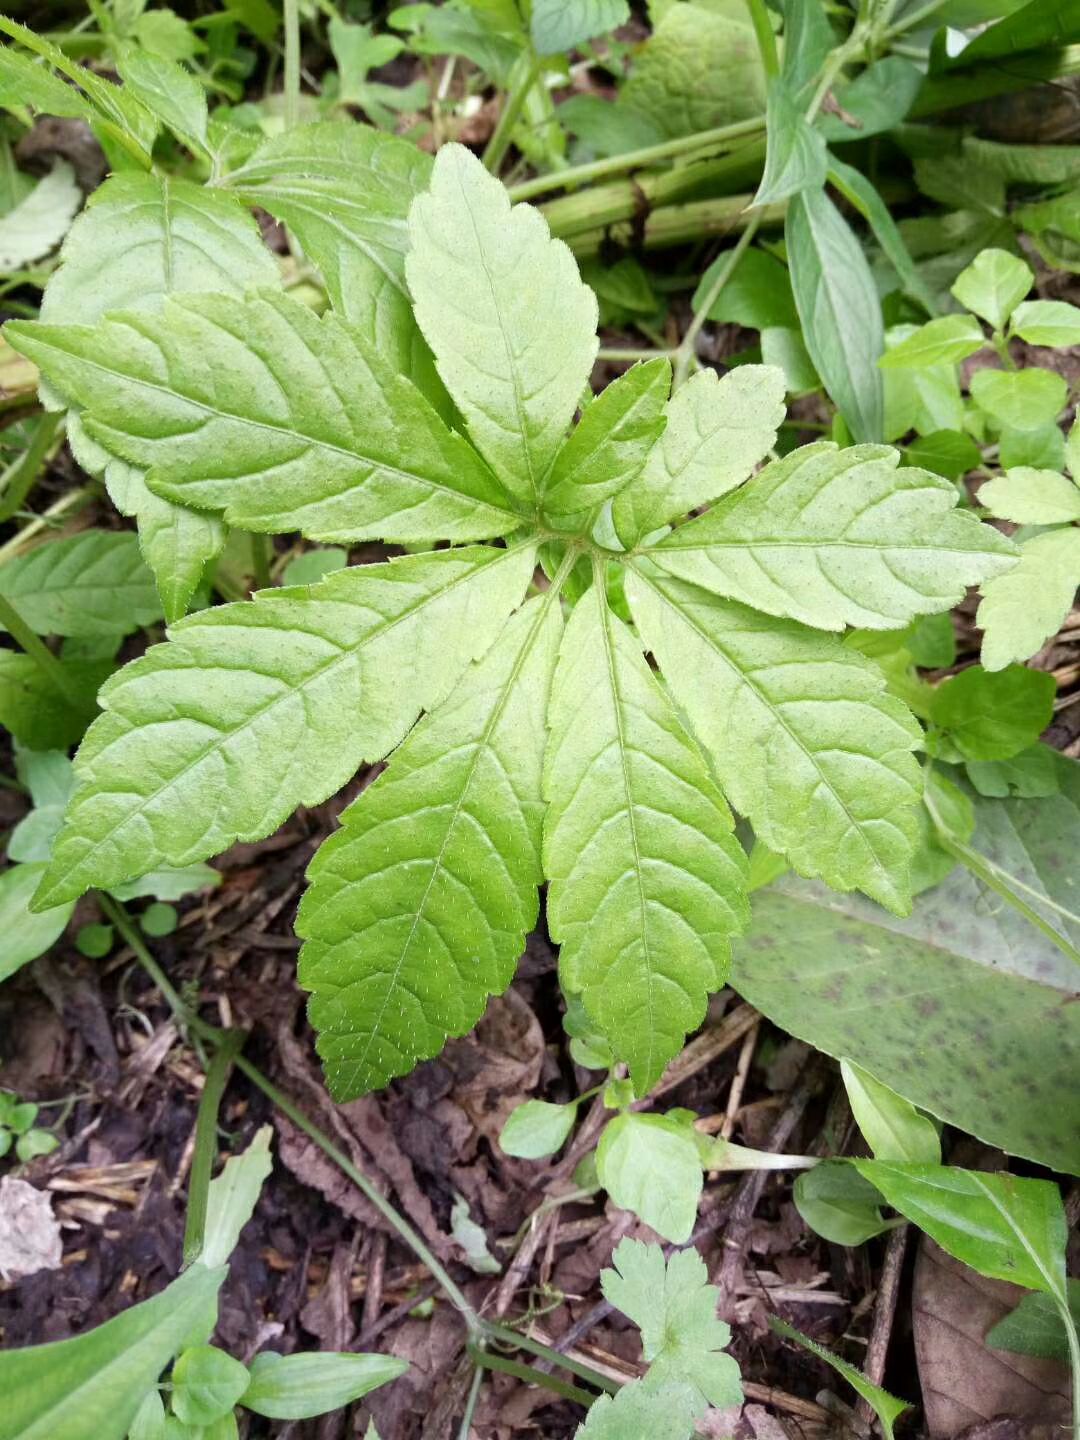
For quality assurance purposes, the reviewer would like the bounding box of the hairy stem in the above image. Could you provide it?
[0,592,83,709]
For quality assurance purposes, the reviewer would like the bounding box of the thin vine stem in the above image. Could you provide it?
[672,210,762,389]
[282,0,300,130]
[0,591,83,709]
[743,0,779,77]
[457,1363,484,1440]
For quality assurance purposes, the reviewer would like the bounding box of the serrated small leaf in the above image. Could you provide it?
[406,143,598,506]
[0,531,161,637]
[612,365,785,548]
[644,442,1016,631]
[979,467,1080,524]
[299,592,562,1098]
[35,545,534,908]
[574,1381,698,1440]
[626,568,923,912]
[116,47,208,155]
[0,44,92,119]
[978,528,1080,670]
[544,581,749,1092]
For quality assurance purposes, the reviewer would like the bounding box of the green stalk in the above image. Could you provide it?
[0,411,63,524]
[457,1366,484,1440]
[0,592,83,709]
[282,0,300,130]
[467,1343,600,1406]
[672,210,762,389]
[483,51,544,174]
[743,0,779,77]
[250,533,272,591]
[564,194,783,263]
[181,1028,245,1265]
[1061,1299,1080,1440]
[483,1320,618,1393]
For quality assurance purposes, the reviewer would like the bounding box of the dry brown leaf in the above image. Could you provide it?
[0,1176,63,1280]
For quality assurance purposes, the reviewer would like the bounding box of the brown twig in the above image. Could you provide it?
[361,1230,388,1335]
[721,1019,760,1141]
[855,1222,909,1426]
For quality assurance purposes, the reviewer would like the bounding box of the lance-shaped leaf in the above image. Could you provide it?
[543,358,670,520]
[7,290,520,545]
[0,531,161,637]
[544,580,749,1092]
[612,366,785,549]
[646,442,1017,631]
[298,592,563,1098]
[34,545,535,909]
[407,142,598,507]
[222,122,440,396]
[36,172,280,620]
[626,567,922,913]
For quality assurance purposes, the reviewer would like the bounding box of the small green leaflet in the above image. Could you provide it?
[971,368,1067,433]
[877,314,986,369]
[239,1352,407,1421]
[754,76,827,207]
[171,1347,249,1427]
[575,1382,698,1440]
[979,467,1080,524]
[929,663,1055,761]
[500,1098,577,1158]
[596,1113,702,1244]
[840,1059,940,1163]
[951,247,1033,331]
[794,1161,896,1246]
[978,527,1080,670]
[1010,298,1080,346]
[530,0,629,55]
[769,1318,909,1440]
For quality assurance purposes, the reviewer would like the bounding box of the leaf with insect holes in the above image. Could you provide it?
[544,581,749,1092]
[33,546,535,909]
[642,442,1017,631]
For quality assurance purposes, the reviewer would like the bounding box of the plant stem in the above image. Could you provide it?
[0,411,63,523]
[1060,1295,1080,1440]
[596,347,676,363]
[0,592,83,709]
[282,0,300,130]
[467,1342,599,1406]
[0,486,94,567]
[672,210,762,389]
[743,0,779,76]
[457,1364,484,1440]
[483,51,543,174]
[886,0,949,37]
[484,1321,618,1393]
[182,1028,245,1265]
[250,532,272,591]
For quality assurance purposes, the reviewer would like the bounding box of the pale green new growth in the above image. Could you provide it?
[978,529,1080,671]
[11,139,1016,1097]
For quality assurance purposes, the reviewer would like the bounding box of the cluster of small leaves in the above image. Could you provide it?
[0,1091,57,1165]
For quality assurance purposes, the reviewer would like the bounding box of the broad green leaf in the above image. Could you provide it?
[644,442,1016,631]
[817,56,921,143]
[544,359,670,519]
[781,0,834,96]
[978,527,1080,670]
[115,47,208,155]
[171,1347,249,1426]
[840,1059,940,1163]
[35,544,535,908]
[854,1162,1068,1299]
[979,467,1080,524]
[0,45,93,119]
[0,162,80,271]
[769,1318,909,1440]
[877,314,986,369]
[951,0,1080,66]
[531,0,629,54]
[754,77,827,206]
[222,122,437,391]
[201,1126,273,1269]
[0,650,110,750]
[129,1391,166,1440]
[0,1262,226,1440]
[0,863,74,982]
[8,291,519,545]
[240,1351,407,1420]
[951,248,1033,330]
[500,1099,577,1158]
[627,567,922,912]
[574,1381,698,1440]
[108,863,221,902]
[787,186,884,442]
[970,367,1067,433]
[761,326,818,394]
[611,366,785,549]
[0,531,161,637]
[1010,298,1080,346]
[733,760,1080,1172]
[298,591,562,1098]
[904,429,981,481]
[1000,421,1066,471]
[930,664,1055,761]
[966,743,1059,798]
[987,1282,1080,1363]
[406,143,598,507]
[37,171,278,621]
[8,750,75,863]
[595,1113,702,1243]
[544,582,749,1091]
[691,247,798,330]
[794,1161,895,1245]
[826,158,937,315]
[601,1239,742,1411]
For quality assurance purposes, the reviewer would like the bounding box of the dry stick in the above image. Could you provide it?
[361,1230,389,1335]
[855,1222,909,1427]
[720,1020,760,1142]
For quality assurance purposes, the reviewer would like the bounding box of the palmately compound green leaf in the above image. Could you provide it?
[626,567,923,913]
[222,122,437,393]
[601,1239,743,1412]
[644,442,1017,631]
[406,143,598,507]
[8,290,520,545]
[543,359,670,520]
[35,172,280,621]
[978,527,1080,670]
[298,591,562,1099]
[0,1261,226,1440]
[612,366,785,550]
[34,545,535,908]
[0,531,161,637]
[544,581,749,1092]
[530,0,629,55]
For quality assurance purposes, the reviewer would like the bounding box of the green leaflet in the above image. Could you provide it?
[298,593,562,1099]
[8,291,520,545]
[575,1383,698,1440]
[979,467,1080,525]
[645,442,1017,631]
[239,1352,408,1421]
[406,143,598,506]
[754,76,827,207]
[0,651,110,750]
[978,527,1080,670]
[531,0,629,54]
[0,531,161,637]
[545,580,749,1091]
[0,862,74,983]
[115,46,209,157]
[612,366,785,549]
[626,568,922,913]
[34,545,535,908]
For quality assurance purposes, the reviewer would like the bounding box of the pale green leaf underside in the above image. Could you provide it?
[613,365,785,548]
[34,545,535,909]
[531,0,629,56]
[978,526,1080,670]
[0,530,161,637]
[8,290,519,545]
[544,582,749,1092]
[299,592,562,1099]
[979,467,1080,525]
[648,441,1017,630]
[627,567,922,913]
[0,161,80,271]
[406,142,598,506]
